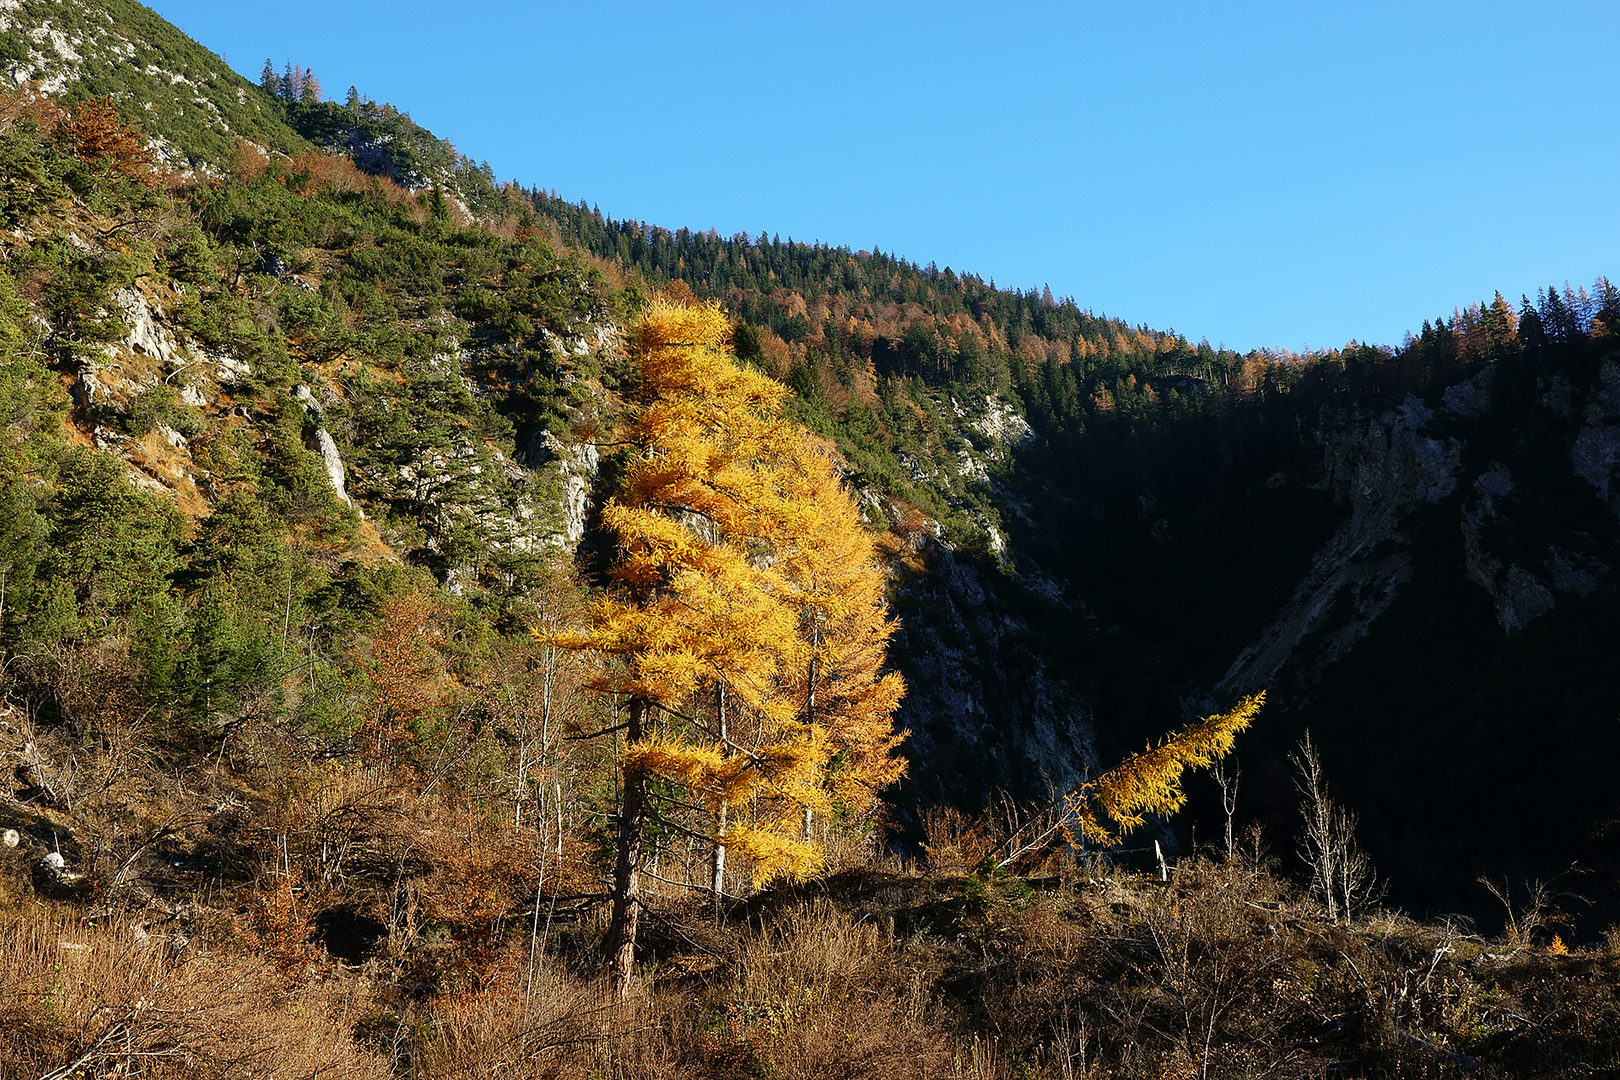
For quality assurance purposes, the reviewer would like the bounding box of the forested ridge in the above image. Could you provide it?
[2,1,1620,1076]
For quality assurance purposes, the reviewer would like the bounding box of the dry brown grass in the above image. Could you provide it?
[702,900,950,1080]
[406,965,676,1080]
[0,914,387,1079]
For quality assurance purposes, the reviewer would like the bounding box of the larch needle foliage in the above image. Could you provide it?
[1069,691,1264,846]
[554,296,907,995]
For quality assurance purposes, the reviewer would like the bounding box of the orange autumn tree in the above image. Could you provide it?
[59,97,155,186]
[1070,691,1266,845]
[981,692,1265,872]
[770,442,907,839]
[360,591,444,761]
[557,296,907,997]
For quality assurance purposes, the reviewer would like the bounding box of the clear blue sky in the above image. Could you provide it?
[149,0,1618,353]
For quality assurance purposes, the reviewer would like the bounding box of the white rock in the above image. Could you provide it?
[114,288,180,366]
[972,396,1035,447]
[2,829,18,848]
[314,428,359,515]
[208,349,250,383]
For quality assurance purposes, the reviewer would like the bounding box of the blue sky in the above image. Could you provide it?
[150,0,1618,353]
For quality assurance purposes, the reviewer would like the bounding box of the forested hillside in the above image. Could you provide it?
[526,180,1620,938]
[2,2,1620,1076]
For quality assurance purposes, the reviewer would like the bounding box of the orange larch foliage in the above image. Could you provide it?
[555,296,909,996]
[361,592,444,759]
[59,97,155,186]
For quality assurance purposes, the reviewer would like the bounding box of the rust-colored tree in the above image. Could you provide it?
[360,592,443,761]
[58,97,154,186]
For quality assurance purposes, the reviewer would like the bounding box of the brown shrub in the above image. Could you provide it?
[0,84,67,139]
[289,151,370,197]
[230,140,270,183]
[713,900,950,1080]
[919,803,997,874]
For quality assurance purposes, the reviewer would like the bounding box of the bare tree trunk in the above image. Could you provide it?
[711,683,728,917]
[514,744,528,831]
[802,638,818,845]
[1292,732,1367,924]
[606,697,648,999]
[711,801,727,910]
[1212,757,1239,861]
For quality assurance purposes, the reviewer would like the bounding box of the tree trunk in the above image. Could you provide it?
[606,697,648,999]
[802,642,817,845]
[711,683,727,917]
[711,801,727,915]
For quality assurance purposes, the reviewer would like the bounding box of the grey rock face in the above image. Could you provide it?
[1572,420,1620,506]
[1498,566,1557,631]
[1219,397,1459,694]
[1571,359,1620,514]
[313,428,357,511]
[1458,447,1612,630]
[894,546,1096,803]
[1546,546,1605,597]
[541,431,600,546]
[114,287,181,367]
[1441,363,1495,417]
[1540,374,1575,420]
[1460,460,1564,634]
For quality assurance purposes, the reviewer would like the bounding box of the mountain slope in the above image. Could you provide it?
[2,0,1619,940]
[0,0,310,164]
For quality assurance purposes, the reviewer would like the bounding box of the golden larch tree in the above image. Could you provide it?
[769,442,907,837]
[1071,692,1266,846]
[557,297,906,997]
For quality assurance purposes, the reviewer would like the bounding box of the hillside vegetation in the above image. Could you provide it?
[1,2,1620,1076]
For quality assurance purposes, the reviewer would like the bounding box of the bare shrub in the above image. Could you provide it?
[921,803,996,873]
[1478,872,1579,951]
[1291,732,1381,924]
[1133,859,1304,1078]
